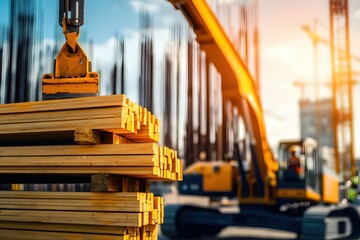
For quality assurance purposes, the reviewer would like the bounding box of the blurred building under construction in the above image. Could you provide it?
[297,0,356,182]
[300,99,334,148]
[0,0,44,103]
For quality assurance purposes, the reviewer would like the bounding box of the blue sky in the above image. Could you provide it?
[0,0,182,42]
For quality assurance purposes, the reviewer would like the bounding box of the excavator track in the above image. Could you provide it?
[161,204,226,238]
[162,203,360,239]
[301,204,360,239]
[161,205,181,238]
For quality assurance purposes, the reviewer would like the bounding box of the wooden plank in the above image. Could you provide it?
[0,198,147,212]
[119,135,157,143]
[178,159,183,180]
[0,155,158,167]
[0,166,162,178]
[149,209,159,224]
[0,221,130,235]
[0,143,158,156]
[91,175,150,193]
[154,196,164,224]
[91,174,123,192]
[0,229,128,240]
[142,211,149,226]
[145,224,159,239]
[0,106,126,125]
[100,132,134,144]
[0,210,143,227]
[74,127,101,144]
[141,108,148,125]
[0,191,146,200]
[0,117,123,134]
[0,94,127,114]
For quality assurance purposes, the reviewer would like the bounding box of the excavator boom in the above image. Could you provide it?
[169,0,277,203]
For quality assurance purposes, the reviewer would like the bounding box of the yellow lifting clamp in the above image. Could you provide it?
[42,0,99,100]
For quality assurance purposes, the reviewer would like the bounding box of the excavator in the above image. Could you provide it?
[161,0,360,239]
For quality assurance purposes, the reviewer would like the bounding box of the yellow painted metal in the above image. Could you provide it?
[238,175,276,204]
[239,197,276,205]
[185,161,235,193]
[42,19,99,98]
[42,73,99,95]
[277,188,321,202]
[169,0,277,203]
[322,173,340,204]
[54,42,89,78]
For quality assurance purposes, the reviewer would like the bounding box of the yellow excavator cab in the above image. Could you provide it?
[179,161,238,197]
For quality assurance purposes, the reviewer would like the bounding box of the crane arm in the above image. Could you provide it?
[42,0,99,100]
[59,0,85,52]
[169,0,277,202]
[59,0,85,32]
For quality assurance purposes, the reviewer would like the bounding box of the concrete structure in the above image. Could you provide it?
[299,98,334,148]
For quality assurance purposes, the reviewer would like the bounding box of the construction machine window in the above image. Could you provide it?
[305,145,315,189]
[302,138,322,193]
[285,145,305,181]
[277,144,288,181]
[277,142,305,182]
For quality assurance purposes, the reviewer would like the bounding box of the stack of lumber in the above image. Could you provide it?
[0,143,182,180]
[0,94,182,240]
[0,94,159,146]
[0,191,163,240]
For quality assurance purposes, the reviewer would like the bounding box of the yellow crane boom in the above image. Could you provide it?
[169,0,277,203]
